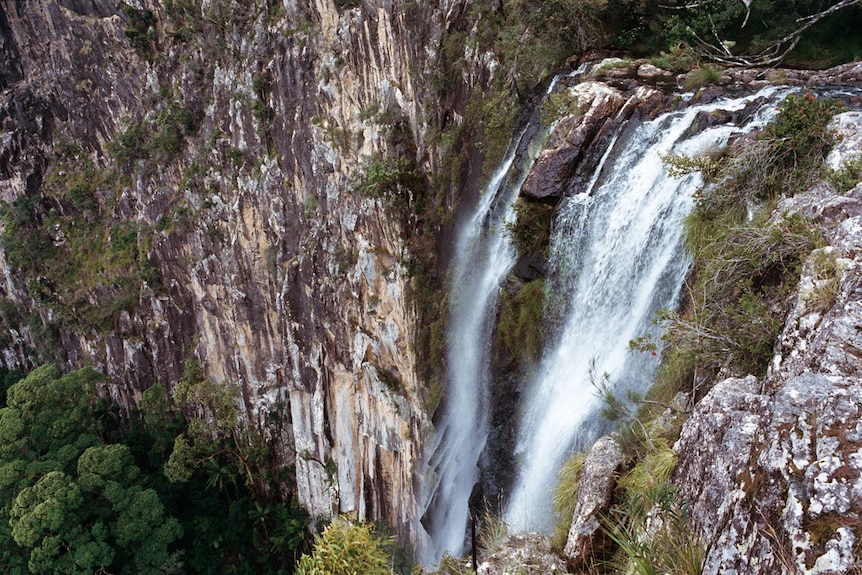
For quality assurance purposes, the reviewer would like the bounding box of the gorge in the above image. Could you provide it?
[1,0,862,573]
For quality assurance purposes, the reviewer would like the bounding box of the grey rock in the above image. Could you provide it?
[477,532,567,575]
[563,436,627,567]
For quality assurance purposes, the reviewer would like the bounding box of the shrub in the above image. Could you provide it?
[540,91,583,127]
[649,42,700,73]
[505,198,555,257]
[828,156,862,192]
[477,510,509,559]
[295,517,394,575]
[355,155,422,214]
[603,482,703,575]
[496,279,545,369]
[120,2,157,58]
[683,66,723,91]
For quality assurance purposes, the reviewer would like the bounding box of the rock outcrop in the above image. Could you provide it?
[477,532,568,575]
[670,115,862,574]
[563,436,626,568]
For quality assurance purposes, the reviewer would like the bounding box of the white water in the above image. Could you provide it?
[419,130,537,563]
[418,70,600,564]
[504,87,789,531]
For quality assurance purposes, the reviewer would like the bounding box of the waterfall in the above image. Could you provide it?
[418,129,536,563]
[504,87,789,531]
[419,66,597,563]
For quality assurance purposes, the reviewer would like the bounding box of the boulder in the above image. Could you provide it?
[563,436,627,568]
[477,532,567,575]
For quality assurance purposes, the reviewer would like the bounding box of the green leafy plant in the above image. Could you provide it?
[828,156,862,192]
[119,2,157,58]
[540,91,583,127]
[296,517,394,575]
[355,155,423,215]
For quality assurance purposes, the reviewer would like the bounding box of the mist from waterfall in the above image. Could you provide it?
[504,87,789,531]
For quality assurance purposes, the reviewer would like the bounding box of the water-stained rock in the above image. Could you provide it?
[520,82,625,200]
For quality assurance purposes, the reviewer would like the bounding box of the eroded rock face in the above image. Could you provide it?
[520,82,669,201]
[0,0,440,544]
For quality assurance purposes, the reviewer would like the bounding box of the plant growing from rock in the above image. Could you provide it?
[551,452,586,551]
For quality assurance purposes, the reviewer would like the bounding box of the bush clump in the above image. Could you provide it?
[295,517,394,575]
[496,279,546,370]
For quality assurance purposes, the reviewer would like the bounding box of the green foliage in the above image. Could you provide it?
[496,279,546,370]
[506,198,555,257]
[551,452,586,551]
[540,91,583,127]
[604,482,703,575]
[648,42,700,73]
[119,2,157,58]
[682,66,723,91]
[0,365,309,574]
[0,158,161,341]
[110,102,199,169]
[803,247,843,313]
[828,156,862,192]
[484,0,606,91]
[0,367,182,574]
[477,510,509,559]
[164,0,203,42]
[296,517,394,575]
[356,155,423,215]
[464,89,519,181]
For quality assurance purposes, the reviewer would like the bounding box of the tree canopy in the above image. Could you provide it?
[0,365,308,574]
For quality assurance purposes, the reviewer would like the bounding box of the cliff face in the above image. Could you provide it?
[0,0,446,542]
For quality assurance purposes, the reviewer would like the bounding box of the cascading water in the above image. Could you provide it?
[419,127,541,563]
[416,67,593,561]
[504,86,790,531]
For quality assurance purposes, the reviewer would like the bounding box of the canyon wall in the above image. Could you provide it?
[0,0,456,543]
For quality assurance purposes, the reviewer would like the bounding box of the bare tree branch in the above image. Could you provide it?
[690,0,862,67]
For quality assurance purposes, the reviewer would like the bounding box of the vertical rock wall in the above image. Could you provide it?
[0,0,449,544]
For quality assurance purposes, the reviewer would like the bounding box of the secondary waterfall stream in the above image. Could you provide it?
[419,118,548,564]
[421,78,791,562]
